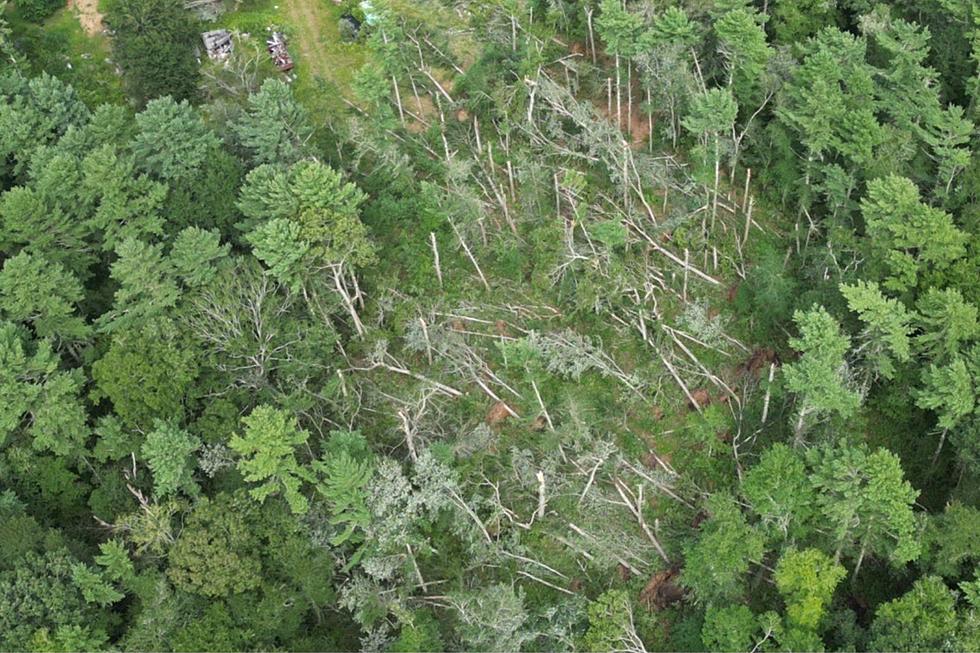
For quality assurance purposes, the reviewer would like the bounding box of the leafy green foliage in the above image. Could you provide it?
[701,604,760,651]
[12,0,62,23]
[313,438,373,559]
[91,320,198,428]
[103,0,199,104]
[870,576,960,652]
[741,443,814,541]
[167,493,263,597]
[141,419,200,498]
[581,589,640,652]
[0,252,88,341]
[807,444,920,568]
[775,548,846,631]
[783,306,861,437]
[841,280,914,379]
[233,78,313,166]
[230,406,314,514]
[70,563,124,607]
[681,492,765,604]
[0,550,105,650]
[4,1,980,650]
[0,322,88,455]
[239,160,374,283]
[861,175,966,292]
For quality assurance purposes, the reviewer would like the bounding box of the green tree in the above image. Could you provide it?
[91,319,198,429]
[0,252,89,343]
[921,501,980,579]
[701,604,760,651]
[169,227,230,288]
[13,0,62,23]
[0,9,12,70]
[69,563,124,608]
[104,0,199,104]
[840,280,915,380]
[79,144,166,251]
[0,322,88,456]
[132,98,221,183]
[29,625,108,652]
[807,443,920,573]
[741,443,815,541]
[0,550,105,650]
[775,28,883,208]
[97,239,178,334]
[141,420,200,498]
[0,73,89,179]
[713,7,772,106]
[313,441,373,566]
[238,160,374,335]
[783,306,861,442]
[581,589,646,652]
[167,493,263,597]
[775,548,846,631]
[681,492,765,604]
[914,288,978,361]
[916,357,975,430]
[870,576,959,652]
[861,175,966,292]
[229,406,314,514]
[770,0,837,43]
[233,78,313,166]
[0,160,95,280]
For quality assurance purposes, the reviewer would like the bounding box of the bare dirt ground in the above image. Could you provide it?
[68,0,104,36]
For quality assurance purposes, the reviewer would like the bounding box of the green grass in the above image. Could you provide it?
[214,0,281,34]
[214,0,368,113]
[5,3,125,106]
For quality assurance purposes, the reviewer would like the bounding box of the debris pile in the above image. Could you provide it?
[201,29,233,61]
[266,32,294,72]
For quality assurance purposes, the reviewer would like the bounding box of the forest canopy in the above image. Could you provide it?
[1,0,980,651]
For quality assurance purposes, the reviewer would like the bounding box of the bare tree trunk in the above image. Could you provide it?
[761,363,776,423]
[331,266,365,337]
[626,57,632,139]
[392,76,405,125]
[931,428,949,468]
[536,471,547,519]
[531,379,554,430]
[615,54,622,128]
[586,8,597,65]
[712,135,720,230]
[450,220,491,291]
[430,232,443,287]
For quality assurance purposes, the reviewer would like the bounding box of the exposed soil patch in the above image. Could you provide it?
[639,567,685,611]
[68,0,103,37]
[486,401,514,426]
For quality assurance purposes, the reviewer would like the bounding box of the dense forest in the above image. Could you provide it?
[2,0,980,650]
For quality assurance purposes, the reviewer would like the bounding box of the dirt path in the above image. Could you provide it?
[281,0,332,80]
[68,0,104,37]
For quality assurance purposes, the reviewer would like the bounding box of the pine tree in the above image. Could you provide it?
[783,306,861,441]
[229,406,314,514]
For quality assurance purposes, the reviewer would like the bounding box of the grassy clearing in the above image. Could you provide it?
[5,3,124,106]
[214,0,367,113]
